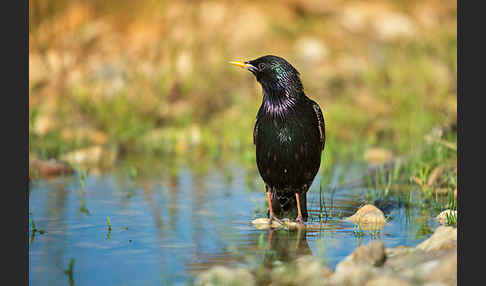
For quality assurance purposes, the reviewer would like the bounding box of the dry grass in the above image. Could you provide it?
[29,0,457,162]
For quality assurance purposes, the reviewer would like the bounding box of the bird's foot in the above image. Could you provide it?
[269,214,284,226]
[295,216,304,224]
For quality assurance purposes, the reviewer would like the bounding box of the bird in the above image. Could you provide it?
[230,55,325,224]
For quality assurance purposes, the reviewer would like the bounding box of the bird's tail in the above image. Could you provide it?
[269,190,308,220]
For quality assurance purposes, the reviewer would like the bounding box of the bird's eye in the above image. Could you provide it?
[258,63,267,70]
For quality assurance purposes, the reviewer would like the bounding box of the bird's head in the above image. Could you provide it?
[230,55,303,98]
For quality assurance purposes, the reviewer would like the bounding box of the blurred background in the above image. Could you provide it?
[29,1,457,285]
[29,0,456,168]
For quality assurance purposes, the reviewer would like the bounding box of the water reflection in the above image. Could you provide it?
[185,226,313,278]
[63,258,75,286]
[29,158,439,285]
[262,228,312,268]
[31,179,72,285]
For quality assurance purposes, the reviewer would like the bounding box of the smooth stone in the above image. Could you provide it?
[195,266,255,286]
[346,204,387,230]
[426,251,457,286]
[271,255,332,286]
[251,218,306,231]
[416,226,457,252]
[338,240,387,268]
[363,276,412,286]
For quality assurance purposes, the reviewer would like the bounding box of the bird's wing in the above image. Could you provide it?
[312,103,326,150]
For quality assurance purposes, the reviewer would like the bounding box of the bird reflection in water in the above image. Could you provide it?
[262,227,312,269]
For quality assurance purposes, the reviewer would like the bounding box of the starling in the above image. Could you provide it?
[230,55,325,223]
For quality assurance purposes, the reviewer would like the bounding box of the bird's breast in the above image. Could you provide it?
[258,115,315,147]
[276,124,292,143]
[255,112,322,189]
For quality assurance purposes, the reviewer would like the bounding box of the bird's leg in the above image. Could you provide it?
[267,188,282,225]
[267,228,274,246]
[295,193,304,223]
[295,226,303,250]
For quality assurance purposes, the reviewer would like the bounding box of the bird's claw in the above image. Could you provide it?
[269,215,283,226]
[295,216,304,224]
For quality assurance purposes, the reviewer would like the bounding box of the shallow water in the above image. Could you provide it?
[29,158,438,285]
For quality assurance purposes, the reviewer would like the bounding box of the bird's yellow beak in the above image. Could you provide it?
[229,61,250,69]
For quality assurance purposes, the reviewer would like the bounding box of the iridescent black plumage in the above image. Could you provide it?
[232,55,325,222]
